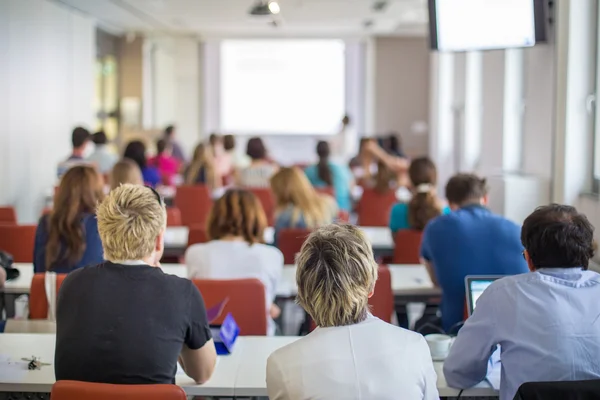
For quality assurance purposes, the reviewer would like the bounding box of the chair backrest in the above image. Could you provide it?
[315,186,335,197]
[356,189,397,226]
[166,207,182,227]
[51,381,187,400]
[0,206,17,224]
[392,230,423,264]
[174,185,212,227]
[0,225,37,262]
[192,278,267,335]
[278,228,311,264]
[29,273,67,319]
[247,188,275,226]
[514,379,600,400]
[310,266,394,330]
[187,226,209,246]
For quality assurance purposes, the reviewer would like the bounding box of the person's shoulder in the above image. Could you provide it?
[252,243,284,263]
[391,202,408,214]
[369,317,425,343]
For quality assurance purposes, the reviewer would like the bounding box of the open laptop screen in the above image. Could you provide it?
[466,276,502,316]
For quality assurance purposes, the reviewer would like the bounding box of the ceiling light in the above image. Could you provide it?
[268,1,280,14]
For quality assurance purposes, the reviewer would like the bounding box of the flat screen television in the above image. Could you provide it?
[429,0,547,51]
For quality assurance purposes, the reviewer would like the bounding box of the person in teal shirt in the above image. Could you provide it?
[304,141,353,211]
[389,157,449,233]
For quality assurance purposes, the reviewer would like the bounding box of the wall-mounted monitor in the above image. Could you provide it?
[429,0,547,52]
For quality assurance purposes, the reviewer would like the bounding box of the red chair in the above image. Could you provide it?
[310,266,394,330]
[0,225,37,262]
[166,207,182,227]
[51,380,187,400]
[187,226,209,246]
[248,188,275,226]
[278,228,311,264]
[192,278,267,336]
[315,187,335,197]
[392,230,423,264]
[0,206,17,225]
[356,188,397,226]
[174,185,212,227]
[29,273,67,319]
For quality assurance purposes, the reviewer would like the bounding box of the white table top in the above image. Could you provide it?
[3,263,440,299]
[163,226,394,250]
[0,333,496,397]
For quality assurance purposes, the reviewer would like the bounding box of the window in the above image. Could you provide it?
[219,39,345,135]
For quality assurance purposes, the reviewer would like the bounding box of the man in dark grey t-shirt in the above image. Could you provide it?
[55,184,216,384]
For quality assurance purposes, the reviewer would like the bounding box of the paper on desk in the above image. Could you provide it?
[0,355,28,382]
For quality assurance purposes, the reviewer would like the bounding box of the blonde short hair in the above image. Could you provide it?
[296,224,378,327]
[97,184,166,261]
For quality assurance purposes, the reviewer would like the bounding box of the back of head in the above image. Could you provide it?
[209,133,221,146]
[374,160,394,194]
[270,167,327,227]
[110,159,143,190]
[72,127,91,149]
[186,143,214,185]
[47,165,104,270]
[445,173,488,207]
[521,204,595,270]
[164,125,175,138]
[342,114,351,126]
[123,140,147,170]
[156,139,168,155]
[388,134,400,153]
[316,141,332,186]
[296,224,378,327]
[92,131,108,145]
[246,137,267,160]
[408,157,441,230]
[207,189,267,244]
[223,135,235,151]
[97,184,166,261]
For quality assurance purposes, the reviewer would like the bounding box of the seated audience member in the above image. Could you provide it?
[123,140,161,188]
[55,184,216,384]
[184,143,220,189]
[34,166,104,273]
[271,167,337,242]
[385,133,407,158]
[304,141,353,212]
[349,137,377,183]
[267,224,438,399]
[224,134,250,170]
[389,157,449,233]
[421,174,528,332]
[148,139,180,186]
[109,159,143,190]
[238,137,278,188]
[445,204,600,400]
[185,189,283,335]
[87,131,117,174]
[57,127,92,178]
[365,140,410,188]
[164,125,186,163]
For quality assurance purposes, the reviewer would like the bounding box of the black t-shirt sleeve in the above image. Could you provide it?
[185,283,213,350]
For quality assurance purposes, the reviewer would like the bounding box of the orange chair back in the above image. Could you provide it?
[29,273,67,319]
[0,206,17,224]
[166,207,182,227]
[278,228,311,264]
[392,230,423,264]
[192,278,267,335]
[0,225,37,262]
[174,185,212,227]
[310,266,394,330]
[315,186,335,197]
[248,188,275,226]
[187,226,209,246]
[51,380,187,400]
[356,189,397,226]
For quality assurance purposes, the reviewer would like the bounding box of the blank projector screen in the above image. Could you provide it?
[429,0,537,51]
[220,40,345,135]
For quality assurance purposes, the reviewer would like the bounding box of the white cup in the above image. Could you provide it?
[425,334,453,360]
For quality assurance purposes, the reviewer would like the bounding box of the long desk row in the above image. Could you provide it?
[0,333,497,397]
[2,263,442,299]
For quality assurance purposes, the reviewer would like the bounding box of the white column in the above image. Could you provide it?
[452,53,466,171]
[502,48,525,172]
[463,51,483,172]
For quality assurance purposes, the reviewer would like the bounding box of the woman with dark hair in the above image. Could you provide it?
[185,189,283,335]
[388,157,450,233]
[123,140,161,188]
[148,139,180,186]
[238,137,278,187]
[304,141,353,211]
[34,165,105,273]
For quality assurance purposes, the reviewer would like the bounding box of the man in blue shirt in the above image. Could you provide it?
[420,174,528,331]
[444,204,600,400]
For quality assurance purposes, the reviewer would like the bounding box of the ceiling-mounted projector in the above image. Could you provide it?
[249,1,280,16]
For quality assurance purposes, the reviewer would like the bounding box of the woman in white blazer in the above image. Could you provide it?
[266,224,439,400]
